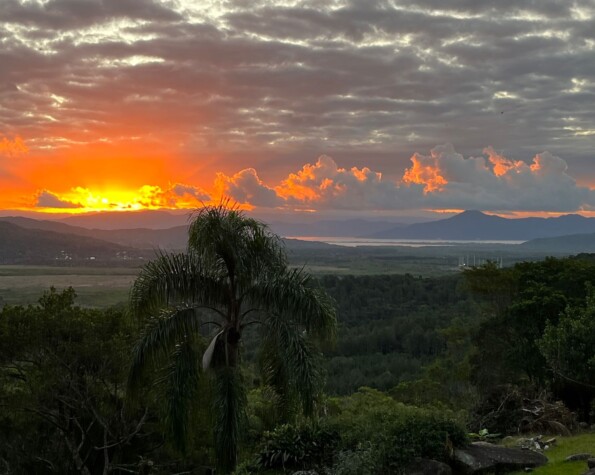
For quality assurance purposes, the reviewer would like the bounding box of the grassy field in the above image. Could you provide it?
[510,433,595,475]
[0,244,561,308]
[0,265,140,307]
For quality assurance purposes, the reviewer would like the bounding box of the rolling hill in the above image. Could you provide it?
[521,232,595,253]
[0,221,143,264]
[0,216,189,250]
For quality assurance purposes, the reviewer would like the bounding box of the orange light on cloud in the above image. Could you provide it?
[402,155,447,192]
[0,136,28,156]
[33,183,213,213]
[483,147,526,177]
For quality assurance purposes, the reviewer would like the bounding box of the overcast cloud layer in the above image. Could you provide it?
[1,0,594,213]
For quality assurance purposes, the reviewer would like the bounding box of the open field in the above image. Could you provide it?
[0,266,140,307]
[289,243,566,277]
[0,244,569,307]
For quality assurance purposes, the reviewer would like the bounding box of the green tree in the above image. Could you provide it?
[539,283,595,419]
[0,288,151,474]
[127,205,337,472]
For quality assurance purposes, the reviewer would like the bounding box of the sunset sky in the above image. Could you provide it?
[1,0,595,218]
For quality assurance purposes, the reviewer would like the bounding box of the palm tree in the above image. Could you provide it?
[127,204,337,472]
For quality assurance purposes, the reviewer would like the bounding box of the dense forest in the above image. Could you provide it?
[2,255,595,473]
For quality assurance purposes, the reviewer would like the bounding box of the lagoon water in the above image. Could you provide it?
[287,237,525,247]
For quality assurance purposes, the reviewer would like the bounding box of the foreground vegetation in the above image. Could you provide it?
[2,211,595,473]
[510,433,595,475]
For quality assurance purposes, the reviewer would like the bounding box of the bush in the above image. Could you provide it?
[327,388,467,473]
[254,423,339,472]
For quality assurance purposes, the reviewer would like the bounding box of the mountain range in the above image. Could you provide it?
[3,210,595,264]
[370,210,595,241]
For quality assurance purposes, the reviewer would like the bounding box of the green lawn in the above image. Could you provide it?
[510,433,595,475]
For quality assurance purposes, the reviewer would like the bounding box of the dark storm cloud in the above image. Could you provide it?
[1,0,594,203]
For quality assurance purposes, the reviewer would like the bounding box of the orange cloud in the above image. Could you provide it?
[402,152,448,192]
[483,146,526,177]
[275,156,383,203]
[0,136,28,157]
[32,183,211,213]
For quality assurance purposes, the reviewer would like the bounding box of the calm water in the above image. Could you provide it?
[287,237,525,247]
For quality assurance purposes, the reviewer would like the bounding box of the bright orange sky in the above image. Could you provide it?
[2,135,595,218]
[2,1,595,218]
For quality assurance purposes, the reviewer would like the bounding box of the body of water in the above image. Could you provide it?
[286,236,525,247]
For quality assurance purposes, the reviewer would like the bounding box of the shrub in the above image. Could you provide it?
[327,388,467,473]
[254,423,339,472]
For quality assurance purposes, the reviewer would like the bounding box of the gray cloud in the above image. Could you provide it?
[0,0,180,30]
[36,190,82,208]
[215,145,595,213]
[1,0,594,205]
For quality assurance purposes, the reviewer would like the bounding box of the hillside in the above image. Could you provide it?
[0,216,189,250]
[521,232,595,253]
[371,210,595,240]
[0,221,144,264]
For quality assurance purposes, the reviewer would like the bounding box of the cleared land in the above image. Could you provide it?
[0,266,140,307]
[0,244,567,307]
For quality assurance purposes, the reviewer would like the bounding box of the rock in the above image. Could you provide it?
[579,422,589,429]
[582,470,595,475]
[453,442,548,474]
[403,458,452,475]
[565,453,593,462]
[291,472,318,475]
[588,458,595,469]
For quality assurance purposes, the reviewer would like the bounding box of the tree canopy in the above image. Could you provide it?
[127,205,337,472]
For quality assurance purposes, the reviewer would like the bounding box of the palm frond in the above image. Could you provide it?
[261,314,322,416]
[188,204,287,293]
[127,306,202,399]
[259,332,298,420]
[212,367,247,473]
[160,336,203,452]
[247,268,337,341]
[129,251,227,319]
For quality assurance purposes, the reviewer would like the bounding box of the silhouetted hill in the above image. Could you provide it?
[370,210,595,240]
[521,232,595,253]
[268,219,402,237]
[0,221,141,264]
[59,209,191,229]
[0,217,188,250]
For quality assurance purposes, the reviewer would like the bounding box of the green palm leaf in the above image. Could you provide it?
[127,205,337,472]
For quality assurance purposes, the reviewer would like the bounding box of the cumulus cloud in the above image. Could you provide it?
[215,168,283,208]
[35,190,82,208]
[172,183,210,202]
[275,155,413,209]
[213,145,595,213]
[400,145,594,212]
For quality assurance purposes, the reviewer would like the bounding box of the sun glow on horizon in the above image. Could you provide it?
[32,185,207,214]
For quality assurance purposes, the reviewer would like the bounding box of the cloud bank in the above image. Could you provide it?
[215,145,595,213]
